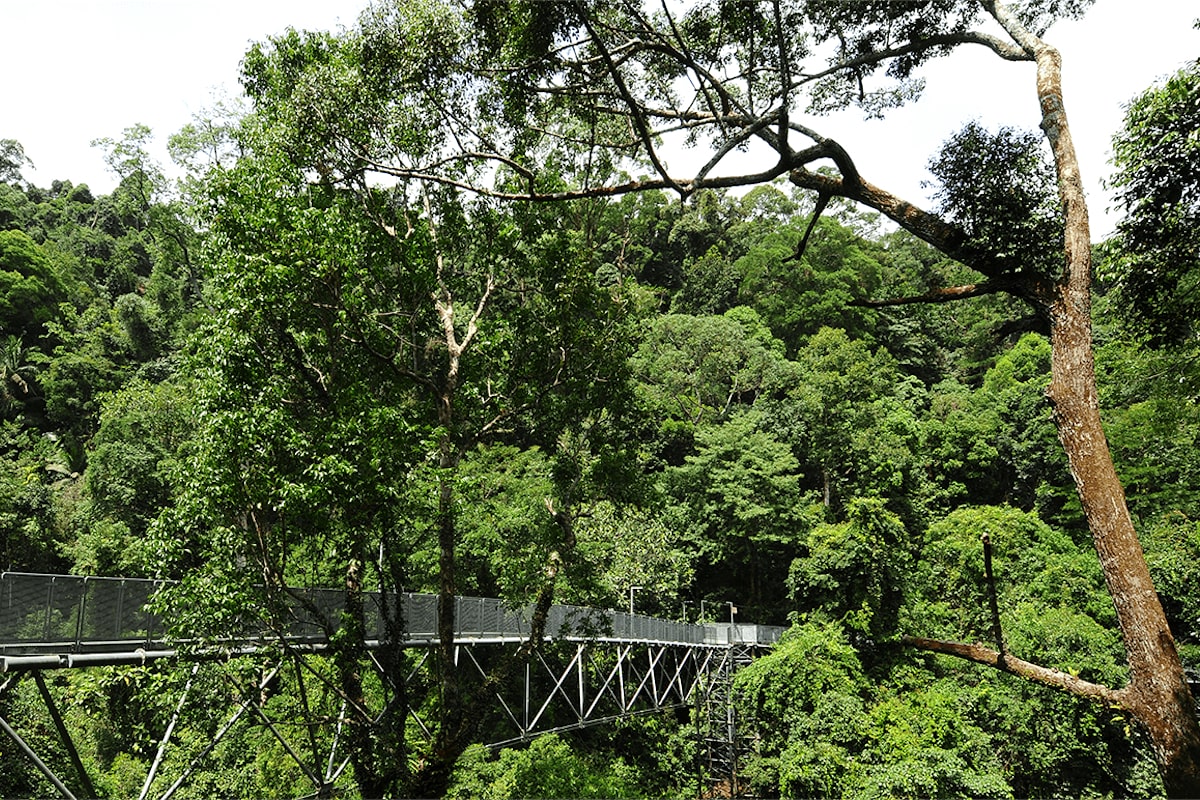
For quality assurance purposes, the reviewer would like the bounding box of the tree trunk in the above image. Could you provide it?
[790,9,1200,790]
[335,556,402,799]
[1020,24,1200,795]
[431,411,466,782]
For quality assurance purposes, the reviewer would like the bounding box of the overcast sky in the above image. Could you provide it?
[3,0,1196,239]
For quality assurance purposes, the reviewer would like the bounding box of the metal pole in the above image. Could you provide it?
[139,663,199,800]
[523,661,531,735]
[44,576,54,643]
[325,700,348,784]
[158,670,277,800]
[629,586,642,614]
[694,669,703,799]
[73,577,87,650]
[0,712,77,800]
[33,672,96,799]
[577,644,586,721]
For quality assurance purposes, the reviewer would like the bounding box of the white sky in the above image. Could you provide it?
[3,0,1196,239]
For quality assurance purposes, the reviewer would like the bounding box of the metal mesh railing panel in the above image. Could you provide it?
[44,576,87,644]
[286,587,344,641]
[1,573,58,643]
[403,593,438,639]
[78,578,158,645]
[0,572,783,656]
[0,573,51,643]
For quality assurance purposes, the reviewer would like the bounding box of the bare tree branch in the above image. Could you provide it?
[850,282,1005,307]
[579,5,684,197]
[901,636,1123,706]
[803,29,1031,86]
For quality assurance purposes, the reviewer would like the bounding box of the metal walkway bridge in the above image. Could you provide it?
[0,572,782,799]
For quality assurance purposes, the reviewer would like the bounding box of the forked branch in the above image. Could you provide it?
[901,635,1123,706]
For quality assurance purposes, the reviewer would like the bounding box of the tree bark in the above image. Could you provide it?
[902,635,1123,704]
[789,8,1200,791]
[335,556,402,799]
[1025,35,1200,799]
[417,226,496,796]
[431,339,465,795]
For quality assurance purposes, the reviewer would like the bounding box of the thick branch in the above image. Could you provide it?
[902,636,1123,705]
[980,1,1042,56]
[850,282,1005,307]
[368,161,795,202]
[772,0,790,150]
[791,190,831,264]
[805,29,1030,86]
[790,166,972,268]
[580,8,683,197]
[789,164,1051,312]
[694,109,783,183]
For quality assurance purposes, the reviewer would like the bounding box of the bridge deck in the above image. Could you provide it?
[0,572,783,670]
[0,572,784,799]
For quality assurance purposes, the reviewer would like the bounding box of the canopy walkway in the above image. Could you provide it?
[0,572,782,799]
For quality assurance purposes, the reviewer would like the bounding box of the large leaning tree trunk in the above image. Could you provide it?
[1012,14,1200,793]
[788,7,1200,792]
[947,7,1199,790]
[334,0,1200,791]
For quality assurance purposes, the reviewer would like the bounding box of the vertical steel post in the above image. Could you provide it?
[523,661,531,735]
[577,643,585,720]
[44,576,54,643]
[115,579,125,640]
[73,577,87,650]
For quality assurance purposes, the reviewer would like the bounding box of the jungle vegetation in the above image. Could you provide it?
[0,2,1198,798]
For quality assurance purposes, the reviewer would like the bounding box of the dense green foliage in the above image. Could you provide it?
[1106,53,1200,346]
[2,7,1198,800]
[2,152,1190,795]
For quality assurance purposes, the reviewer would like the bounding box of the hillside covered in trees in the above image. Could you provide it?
[1,1,1198,798]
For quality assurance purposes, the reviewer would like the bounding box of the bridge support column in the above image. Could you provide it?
[0,670,96,800]
[701,644,755,797]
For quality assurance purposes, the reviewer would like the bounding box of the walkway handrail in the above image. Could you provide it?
[0,572,783,663]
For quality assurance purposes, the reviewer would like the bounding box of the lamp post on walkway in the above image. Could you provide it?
[629,585,643,614]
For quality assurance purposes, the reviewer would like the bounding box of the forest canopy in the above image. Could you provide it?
[1,2,1198,799]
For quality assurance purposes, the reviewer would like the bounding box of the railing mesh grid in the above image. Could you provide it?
[0,572,781,656]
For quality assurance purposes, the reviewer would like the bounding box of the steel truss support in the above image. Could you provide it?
[34,671,97,799]
[699,644,756,797]
[0,631,772,798]
[140,663,198,800]
[456,640,723,749]
[158,664,283,800]
[0,699,78,800]
[154,656,352,800]
[0,670,94,800]
[0,657,358,800]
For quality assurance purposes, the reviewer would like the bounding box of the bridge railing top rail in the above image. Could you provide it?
[0,572,783,657]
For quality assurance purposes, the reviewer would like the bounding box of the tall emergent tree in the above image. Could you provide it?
[154,19,641,794]
[258,0,1200,792]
